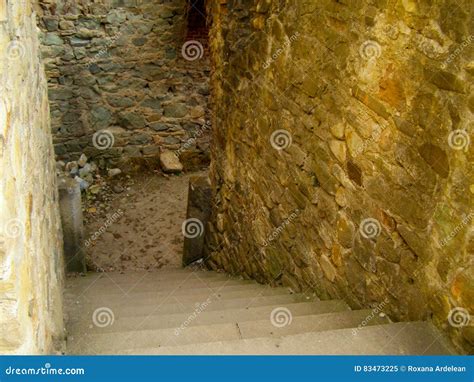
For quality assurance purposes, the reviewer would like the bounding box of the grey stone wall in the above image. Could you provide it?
[37,0,210,170]
[206,0,473,353]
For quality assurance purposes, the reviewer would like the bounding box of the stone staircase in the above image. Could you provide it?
[65,268,454,355]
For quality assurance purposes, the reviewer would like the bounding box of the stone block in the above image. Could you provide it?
[182,176,212,266]
[58,177,86,273]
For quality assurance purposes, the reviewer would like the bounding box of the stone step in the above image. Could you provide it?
[116,322,454,355]
[68,322,241,355]
[67,293,316,320]
[65,284,294,308]
[67,278,257,296]
[67,300,349,334]
[68,310,381,354]
[238,309,390,339]
[66,269,235,289]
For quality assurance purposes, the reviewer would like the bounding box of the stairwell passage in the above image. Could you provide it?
[65,268,454,355]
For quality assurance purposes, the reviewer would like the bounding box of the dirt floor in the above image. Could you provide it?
[82,170,207,272]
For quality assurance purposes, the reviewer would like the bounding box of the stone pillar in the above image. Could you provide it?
[58,177,86,273]
[182,175,212,266]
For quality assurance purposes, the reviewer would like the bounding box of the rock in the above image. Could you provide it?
[56,160,66,171]
[330,123,345,139]
[160,150,183,173]
[112,185,125,193]
[59,20,75,30]
[78,153,88,167]
[78,163,92,178]
[89,184,101,194]
[118,112,146,130]
[43,17,59,32]
[164,136,180,145]
[70,37,90,47]
[43,33,63,46]
[329,140,347,162]
[74,176,90,191]
[320,255,337,282]
[142,146,161,156]
[163,103,188,118]
[108,168,122,177]
[65,161,79,176]
[106,10,127,24]
[91,106,112,128]
[150,122,171,131]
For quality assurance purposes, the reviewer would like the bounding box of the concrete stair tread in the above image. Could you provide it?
[66,293,317,319]
[238,309,390,339]
[66,269,232,287]
[67,300,350,334]
[67,278,258,296]
[67,308,384,354]
[65,284,295,308]
[116,322,454,355]
[65,270,455,356]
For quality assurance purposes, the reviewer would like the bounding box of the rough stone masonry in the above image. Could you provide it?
[37,0,211,171]
[0,0,65,354]
[205,0,473,353]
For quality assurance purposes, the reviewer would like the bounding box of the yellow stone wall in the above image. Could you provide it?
[0,0,65,354]
[206,0,473,353]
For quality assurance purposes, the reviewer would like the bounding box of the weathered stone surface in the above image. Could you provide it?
[1,0,64,354]
[38,0,211,170]
[183,176,212,266]
[58,177,86,273]
[205,0,473,354]
[160,151,183,173]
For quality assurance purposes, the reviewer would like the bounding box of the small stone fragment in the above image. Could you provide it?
[108,168,122,177]
[74,176,90,190]
[78,154,88,167]
[160,151,183,173]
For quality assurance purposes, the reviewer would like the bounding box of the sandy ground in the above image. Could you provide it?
[83,170,207,272]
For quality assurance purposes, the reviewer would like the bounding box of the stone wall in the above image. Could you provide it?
[206,0,473,353]
[0,0,65,354]
[37,0,210,170]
